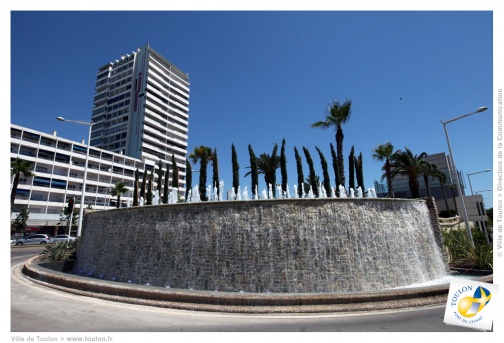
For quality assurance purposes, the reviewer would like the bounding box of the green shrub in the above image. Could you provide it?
[41,241,77,262]
[467,243,493,270]
[472,227,493,245]
[442,228,469,262]
[442,228,493,270]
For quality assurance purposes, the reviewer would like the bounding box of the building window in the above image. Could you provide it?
[73,145,87,154]
[33,176,51,188]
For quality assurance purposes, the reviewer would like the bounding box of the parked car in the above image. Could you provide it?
[52,235,76,243]
[15,234,54,245]
[10,236,16,245]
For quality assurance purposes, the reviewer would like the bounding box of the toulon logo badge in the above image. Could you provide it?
[444,278,498,331]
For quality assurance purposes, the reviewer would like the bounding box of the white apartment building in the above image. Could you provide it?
[10,124,156,235]
[89,44,189,190]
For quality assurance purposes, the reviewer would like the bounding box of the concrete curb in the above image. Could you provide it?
[21,256,494,314]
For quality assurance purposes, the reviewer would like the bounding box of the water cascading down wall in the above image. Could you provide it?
[75,198,449,293]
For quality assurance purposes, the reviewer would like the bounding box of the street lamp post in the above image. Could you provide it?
[467,169,491,195]
[57,116,93,237]
[440,106,488,249]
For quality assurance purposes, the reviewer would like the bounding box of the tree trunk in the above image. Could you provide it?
[385,160,394,198]
[11,173,20,208]
[423,174,431,197]
[199,157,208,201]
[409,177,420,198]
[330,144,340,196]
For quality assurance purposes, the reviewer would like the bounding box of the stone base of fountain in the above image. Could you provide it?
[23,256,493,314]
[74,197,449,294]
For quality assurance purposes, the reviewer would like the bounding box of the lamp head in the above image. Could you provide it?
[56,116,65,121]
[476,106,488,113]
[476,189,492,193]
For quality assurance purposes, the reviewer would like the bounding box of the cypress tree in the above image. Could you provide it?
[185,160,192,200]
[140,169,147,201]
[316,146,332,197]
[133,168,139,206]
[330,143,340,196]
[294,147,304,198]
[157,160,163,203]
[303,147,319,198]
[348,145,355,191]
[146,170,153,205]
[270,144,278,198]
[164,167,169,203]
[280,138,288,197]
[199,155,208,201]
[248,144,259,198]
[212,148,219,198]
[355,152,365,193]
[231,144,239,196]
[172,154,179,189]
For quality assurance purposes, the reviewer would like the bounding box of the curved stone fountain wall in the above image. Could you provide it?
[75,198,449,293]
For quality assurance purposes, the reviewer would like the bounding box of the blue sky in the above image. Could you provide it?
[7,8,496,207]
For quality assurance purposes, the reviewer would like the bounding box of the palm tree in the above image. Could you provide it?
[109,182,129,208]
[304,175,321,195]
[245,144,281,198]
[420,159,436,198]
[311,99,352,188]
[11,158,34,209]
[390,147,427,198]
[330,143,341,196]
[189,145,213,201]
[189,146,213,164]
[372,142,395,198]
[432,167,450,212]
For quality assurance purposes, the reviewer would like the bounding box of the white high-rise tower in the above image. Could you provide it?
[90,43,189,186]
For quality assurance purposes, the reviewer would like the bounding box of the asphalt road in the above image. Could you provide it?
[10,246,483,338]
